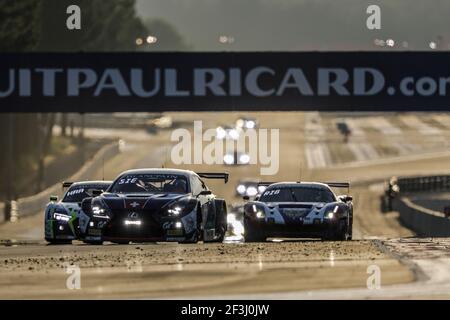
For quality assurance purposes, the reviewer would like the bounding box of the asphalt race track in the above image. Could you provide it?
[0,112,449,299]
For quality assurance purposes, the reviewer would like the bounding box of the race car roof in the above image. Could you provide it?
[264,182,333,189]
[116,168,196,177]
[63,181,113,188]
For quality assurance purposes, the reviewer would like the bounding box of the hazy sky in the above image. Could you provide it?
[136,0,450,51]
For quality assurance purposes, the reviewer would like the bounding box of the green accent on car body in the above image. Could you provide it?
[68,212,77,235]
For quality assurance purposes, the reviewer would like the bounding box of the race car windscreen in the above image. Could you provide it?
[109,174,188,194]
[62,185,109,203]
[259,187,336,203]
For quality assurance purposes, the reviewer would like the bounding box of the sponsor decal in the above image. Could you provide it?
[3,52,450,111]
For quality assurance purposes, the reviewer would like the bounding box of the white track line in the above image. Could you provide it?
[399,115,441,135]
[431,114,450,129]
[347,143,380,161]
[305,143,331,169]
[367,117,402,135]
[391,142,420,155]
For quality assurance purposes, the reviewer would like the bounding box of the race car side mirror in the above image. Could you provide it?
[92,189,103,197]
[198,190,212,196]
[49,195,58,202]
[339,195,353,202]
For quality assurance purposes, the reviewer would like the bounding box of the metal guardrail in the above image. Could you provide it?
[394,197,450,236]
[396,175,450,193]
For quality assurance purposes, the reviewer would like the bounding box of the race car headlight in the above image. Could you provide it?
[228,129,239,140]
[245,204,266,218]
[236,184,247,195]
[223,154,234,165]
[166,200,197,216]
[245,120,256,129]
[325,206,341,219]
[325,211,334,219]
[216,127,226,139]
[246,186,258,197]
[92,206,105,215]
[257,185,267,194]
[239,154,250,164]
[53,212,70,222]
[90,198,111,217]
[167,206,182,216]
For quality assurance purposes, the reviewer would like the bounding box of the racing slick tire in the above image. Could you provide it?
[180,205,201,244]
[243,219,266,242]
[179,229,200,244]
[208,200,227,243]
[322,219,350,241]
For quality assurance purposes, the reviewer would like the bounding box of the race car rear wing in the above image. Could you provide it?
[62,181,73,188]
[257,182,278,187]
[197,172,229,183]
[257,181,350,192]
[323,182,350,193]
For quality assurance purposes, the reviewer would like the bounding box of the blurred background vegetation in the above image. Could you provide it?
[0,0,181,200]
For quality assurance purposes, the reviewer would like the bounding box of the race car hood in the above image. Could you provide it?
[97,192,191,211]
[265,202,327,212]
[248,201,344,224]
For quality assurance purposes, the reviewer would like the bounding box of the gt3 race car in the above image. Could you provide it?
[44,181,112,244]
[243,182,353,241]
[82,168,229,244]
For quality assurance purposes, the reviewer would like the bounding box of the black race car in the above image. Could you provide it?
[243,182,353,241]
[81,168,229,244]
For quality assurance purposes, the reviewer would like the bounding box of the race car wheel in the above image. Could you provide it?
[348,220,353,240]
[180,229,200,244]
[243,220,266,242]
[210,225,226,243]
[322,220,349,241]
[180,207,201,244]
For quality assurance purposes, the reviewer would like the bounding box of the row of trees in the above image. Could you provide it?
[0,0,189,202]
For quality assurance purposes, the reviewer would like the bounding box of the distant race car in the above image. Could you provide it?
[235,180,267,197]
[236,117,258,130]
[243,182,353,242]
[223,150,250,165]
[44,181,112,244]
[81,168,229,244]
[216,125,240,140]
